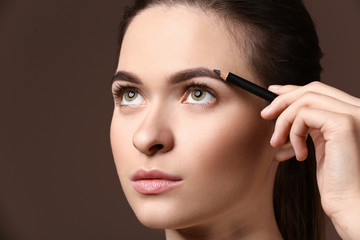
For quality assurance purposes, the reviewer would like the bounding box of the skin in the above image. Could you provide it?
[110,6,283,240]
[110,4,360,240]
[262,83,360,239]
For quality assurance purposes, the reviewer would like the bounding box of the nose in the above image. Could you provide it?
[132,105,175,156]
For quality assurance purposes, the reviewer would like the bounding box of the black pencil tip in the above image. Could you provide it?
[213,69,221,76]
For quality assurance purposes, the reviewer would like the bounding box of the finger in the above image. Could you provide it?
[289,107,311,161]
[268,93,359,148]
[268,84,299,93]
[274,143,296,162]
[262,90,360,121]
[271,106,359,160]
[269,81,360,107]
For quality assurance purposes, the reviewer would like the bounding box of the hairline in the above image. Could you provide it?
[119,1,264,84]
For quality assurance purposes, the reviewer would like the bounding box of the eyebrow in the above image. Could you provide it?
[111,67,224,85]
[112,71,141,84]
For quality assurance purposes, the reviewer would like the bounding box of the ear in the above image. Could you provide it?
[274,141,295,162]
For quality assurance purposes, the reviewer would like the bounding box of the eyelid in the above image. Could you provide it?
[182,81,218,104]
[112,83,132,98]
[112,81,219,105]
[185,81,217,97]
[112,83,146,106]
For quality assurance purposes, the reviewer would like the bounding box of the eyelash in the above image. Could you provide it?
[112,83,141,106]
[112,83,134,100]
[182,81,218,102]
[112,81,218,106]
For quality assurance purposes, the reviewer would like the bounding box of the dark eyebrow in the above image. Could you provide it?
[111,71,143,85]
[111,67,224,85]
[168,67,224,84]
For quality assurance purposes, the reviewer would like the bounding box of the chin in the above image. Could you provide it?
[138,216,200,231]
[139,218,171,229]
[135,211,180,229]
[130,200,196,230]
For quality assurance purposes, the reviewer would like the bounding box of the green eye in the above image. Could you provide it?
[124,90,138,101]
[191,89,206,101]
[121,89,145,105]
[184,87,216,104]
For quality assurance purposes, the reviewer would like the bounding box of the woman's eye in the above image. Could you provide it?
[121,89,146,106]
[183,88,216,104]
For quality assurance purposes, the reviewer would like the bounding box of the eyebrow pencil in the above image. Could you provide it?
[214,69,278,102]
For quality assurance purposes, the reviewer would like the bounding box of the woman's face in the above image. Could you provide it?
[111,6,277,229]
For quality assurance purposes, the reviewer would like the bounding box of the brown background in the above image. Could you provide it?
[1,0,359,239]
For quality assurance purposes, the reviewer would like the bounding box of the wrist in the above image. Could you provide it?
[329,199,360,240]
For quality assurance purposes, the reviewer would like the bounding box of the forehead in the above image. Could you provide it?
[118,5,251,81]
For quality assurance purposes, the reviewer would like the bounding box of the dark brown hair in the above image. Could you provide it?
[117,0,325,239]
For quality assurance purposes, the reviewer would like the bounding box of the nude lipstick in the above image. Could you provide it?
[131,169,182,194]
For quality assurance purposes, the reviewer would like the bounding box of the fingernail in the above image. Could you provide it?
[270,132,276,145]
[269,85,281,90]
[261,105,270,114]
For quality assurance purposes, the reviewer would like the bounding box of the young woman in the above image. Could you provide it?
[110,0,360,239]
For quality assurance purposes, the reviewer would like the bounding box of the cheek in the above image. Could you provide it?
[110,113,137,179]
[180,107,271,159]
[161,108,275,226]
[177,108,274,195]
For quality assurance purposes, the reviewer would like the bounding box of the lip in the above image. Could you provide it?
[131,169,183,195]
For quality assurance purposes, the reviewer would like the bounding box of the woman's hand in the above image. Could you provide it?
[261,81,360,239]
